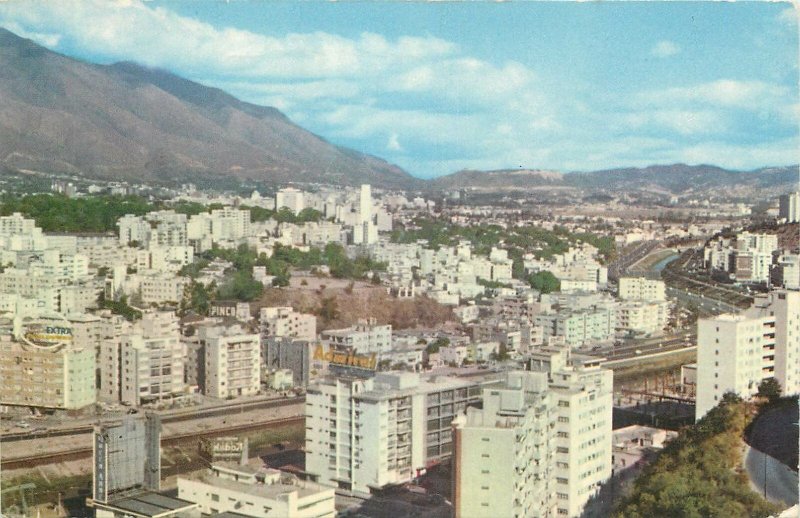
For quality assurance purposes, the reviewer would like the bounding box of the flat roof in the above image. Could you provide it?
[98,491,197,518]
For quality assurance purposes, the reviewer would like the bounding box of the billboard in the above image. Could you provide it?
[313,344,376,371]
[200,436,248,464]
[16,312,72,350]
[92,413,161,503]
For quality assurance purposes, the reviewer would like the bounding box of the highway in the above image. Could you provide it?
[1,415,304,470]
[1,395,304,442]
[589,332,696,362]
[744,444,799,508]
[608,240,660,281]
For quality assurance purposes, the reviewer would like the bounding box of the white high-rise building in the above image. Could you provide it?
[453,348,613,518]
[202,323,261,399]
[695,290,800,420]
[452,371,556,518]
[118,310,186,406]
[779,192,799,223]
[276,188,305,215]
[354,184,378,245]
[305,372,481,493]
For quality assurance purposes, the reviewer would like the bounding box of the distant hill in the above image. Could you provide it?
[430,164,799,195]
[0,29,420,189]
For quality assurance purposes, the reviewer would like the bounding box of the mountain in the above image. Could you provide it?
[0,29,420,189]
[430,168,565,190]
[430,164,799,195]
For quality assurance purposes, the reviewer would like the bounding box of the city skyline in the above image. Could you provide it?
[0,1,797,177]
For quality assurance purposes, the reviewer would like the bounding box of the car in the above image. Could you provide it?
[634,349,642,355]
[15,421,30,428]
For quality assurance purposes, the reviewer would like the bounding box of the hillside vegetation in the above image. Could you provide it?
[613,395,781,518]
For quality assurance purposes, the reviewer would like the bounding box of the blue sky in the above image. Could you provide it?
[0,1,797,178]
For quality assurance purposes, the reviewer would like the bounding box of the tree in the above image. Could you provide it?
[528,270,561,293]
[426,337,449,354]
[756,377,782,403]
[316,296,340,323]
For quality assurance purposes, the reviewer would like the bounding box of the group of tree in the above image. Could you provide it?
[527,270,561,293]
[613,393,780,518]
[0,194,153,232]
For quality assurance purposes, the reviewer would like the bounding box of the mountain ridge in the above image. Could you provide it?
[0,28,421,190]
[0,28,796,195]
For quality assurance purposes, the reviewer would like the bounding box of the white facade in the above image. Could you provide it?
[260,306,317,341]
[305,372,480,493]
[276,188,305,214]
[618,277,666,302]
[202,324,261,399]
[695,290,800,420]
[321,320,392,354]
[779,192,799,223]
[119,311,186,406]
[453,353,613,518]
[178,464,335,518]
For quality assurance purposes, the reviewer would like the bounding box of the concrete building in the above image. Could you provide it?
[0,328,95,410]
[178,463,335,518]
[779,192,799,223]
[452,371,556,518]
[202,324,261,399]
[321,319,392,355]
[260,306,317,341]
[263,337,315,387]
[118,311,186,406]
[453,350,613,518]
[616,301,668,336]
[276,188,306,215]
[695,290,800,420]
[618,277,666,302]
[305,372,481,493]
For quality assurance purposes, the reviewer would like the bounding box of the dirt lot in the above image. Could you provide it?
[255,279,454,331]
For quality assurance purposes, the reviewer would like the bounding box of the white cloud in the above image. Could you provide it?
[0,0,794,177]
[386,133,403,152]
[639,79,788,110]
[622,109,724,135]
[651,40,680,58]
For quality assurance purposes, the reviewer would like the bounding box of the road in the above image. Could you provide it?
[587,332,696,362]
[608,240,660,281]
[666,286,741,316]
[744,444,799,508]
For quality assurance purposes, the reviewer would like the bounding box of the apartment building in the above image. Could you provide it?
[260,306,317,341]
[320,319,392,354]
[305,372,481,493]
[452,371,556,518]
[695,290,799,420]
[616,301,668,336]
[178,463,335,518]
[453,349,613,518]
[276,187,305,214]
[202,324,261,399]
[618,277,666,301]
[0,313,96,409]
[117,311,186,406]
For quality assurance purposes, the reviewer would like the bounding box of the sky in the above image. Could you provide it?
[0,1,797,178]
